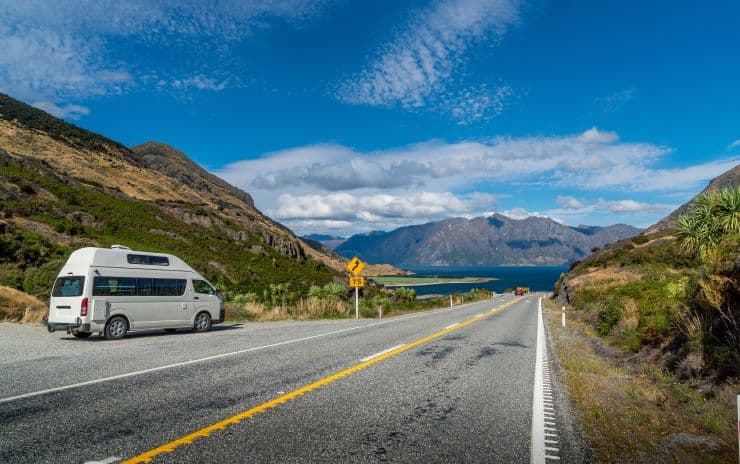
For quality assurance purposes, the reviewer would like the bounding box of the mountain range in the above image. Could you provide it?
[328,214,642,266]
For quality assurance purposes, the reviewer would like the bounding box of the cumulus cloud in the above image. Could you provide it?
[215,127,737,234]
[0,1,326,112]
[274,191,482,222]
[556,195,672,214]
[220,127,729,194]
[335,0,520,122]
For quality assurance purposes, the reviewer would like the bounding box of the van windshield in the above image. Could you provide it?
[52,276,85,297]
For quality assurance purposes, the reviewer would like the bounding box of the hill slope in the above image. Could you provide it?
[0,93,339,302]
[555,164,739,381]
[645,164,740,234]
[336,214,642,266]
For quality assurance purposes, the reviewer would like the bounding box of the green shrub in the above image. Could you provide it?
[597,304,621,336]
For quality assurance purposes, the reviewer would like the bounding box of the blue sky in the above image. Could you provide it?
[1,0,738,235]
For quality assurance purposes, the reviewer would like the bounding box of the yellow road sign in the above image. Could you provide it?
[349,276,365,288]
[346,256,365,275]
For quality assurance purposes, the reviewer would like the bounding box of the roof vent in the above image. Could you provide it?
[111,244,131,250]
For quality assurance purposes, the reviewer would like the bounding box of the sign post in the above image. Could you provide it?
[346,257,366,320]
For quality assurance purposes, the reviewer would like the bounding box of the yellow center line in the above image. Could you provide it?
[123,297,524,463]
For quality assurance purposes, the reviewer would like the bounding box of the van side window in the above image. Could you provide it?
[52,277,85,297]
[127,254,169,266]
[153,279,187,296]
[92,277,186,296]
[193,279,215,295]
[93,277,137,296]
[137,278,153,296]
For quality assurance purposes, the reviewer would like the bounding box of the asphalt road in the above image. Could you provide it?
[0,294,582,463]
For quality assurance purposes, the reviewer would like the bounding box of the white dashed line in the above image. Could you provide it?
[360,344,405,362]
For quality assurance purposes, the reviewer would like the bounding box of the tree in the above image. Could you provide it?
[677,187,740,260]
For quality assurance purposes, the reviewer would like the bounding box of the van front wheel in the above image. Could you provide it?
[193,312,212,333]
[105,316,128,340]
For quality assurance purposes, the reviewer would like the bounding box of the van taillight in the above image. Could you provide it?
[80,297,88,317]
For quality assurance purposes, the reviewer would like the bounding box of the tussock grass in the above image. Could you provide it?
[225,297,349,321]
[544,298,737,463]
[0,285,46,322]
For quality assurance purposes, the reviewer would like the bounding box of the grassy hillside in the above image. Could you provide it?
[555,186,739,381]
[0,150,335,300]
[0,93,342,316]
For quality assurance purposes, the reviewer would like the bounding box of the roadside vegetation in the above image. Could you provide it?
[544,298,737,463]
[222,285,495,322]
[549,186,739,462]
[555,187,739,381]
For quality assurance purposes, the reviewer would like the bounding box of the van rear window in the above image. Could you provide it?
[52,277,85,297]
[127,254,169,266]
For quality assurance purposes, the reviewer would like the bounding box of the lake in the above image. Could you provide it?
[396,265,568,296]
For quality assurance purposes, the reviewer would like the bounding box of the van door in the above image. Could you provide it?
[48,276,86,324]
[192,279,218,319]
[151,278,189,326]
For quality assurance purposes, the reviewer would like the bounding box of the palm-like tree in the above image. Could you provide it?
[677,186,740,260]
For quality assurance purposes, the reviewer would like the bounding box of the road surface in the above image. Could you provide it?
[0,294,583,463]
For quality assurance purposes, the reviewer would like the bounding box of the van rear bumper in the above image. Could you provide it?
[47,319,91,333]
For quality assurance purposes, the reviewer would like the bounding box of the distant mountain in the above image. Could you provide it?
[645,164,740,234]
[302,233,347,250]
[335,214,642,266]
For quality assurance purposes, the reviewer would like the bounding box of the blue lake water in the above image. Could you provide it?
[389,265,568,296]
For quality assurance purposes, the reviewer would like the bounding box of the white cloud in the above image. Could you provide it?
[335,0,520,121]
[215,127,737,234]
[0,1,326,112]
[498,208,565,224]
[556,195,672,214]
[274,191,479,221]
[595,87,636,112]
[727,139,740,150]
[30,101,90,120]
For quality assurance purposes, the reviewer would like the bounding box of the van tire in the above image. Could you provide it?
[105,316,128,340]
[193,312,212,333]
[73,331,92,339]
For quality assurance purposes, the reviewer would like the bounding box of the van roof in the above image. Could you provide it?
[59,247,199,274]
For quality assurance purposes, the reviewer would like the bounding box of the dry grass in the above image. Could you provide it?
[225,297,350,321]
[568,267,642,292]
[0,285,47,323]
[544,298,738,463]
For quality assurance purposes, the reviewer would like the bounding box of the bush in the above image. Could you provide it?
[395,287,416,303]
[597,303,621,336]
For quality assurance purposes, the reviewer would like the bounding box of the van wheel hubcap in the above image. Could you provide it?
[109,320,125,337]
[195,314,210,330]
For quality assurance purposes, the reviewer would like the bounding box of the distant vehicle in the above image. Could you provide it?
[514,287,529,296]
[47,245,224,340]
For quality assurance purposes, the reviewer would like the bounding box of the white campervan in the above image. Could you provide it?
[47,245,224,339]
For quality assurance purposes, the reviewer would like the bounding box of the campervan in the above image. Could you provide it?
[47,246,224,339]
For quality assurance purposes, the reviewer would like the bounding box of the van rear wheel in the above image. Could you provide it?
[72,331,91,339]
[193,312,212,333]
[105,316,128,340]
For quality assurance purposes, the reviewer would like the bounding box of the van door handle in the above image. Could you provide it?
[193,296,199,300]
[56,305,71,309]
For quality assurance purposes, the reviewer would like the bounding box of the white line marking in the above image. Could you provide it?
[84,458,120,464]
[545,456,560,460]
[476,313,484,317]
[545,447,560,452]
[545,440,559,444]
[1,298,511,405]
[444,323,460,330]
[360,344,405,362]
[530,296,547,464]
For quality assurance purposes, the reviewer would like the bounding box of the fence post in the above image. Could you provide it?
[562,306,566,328]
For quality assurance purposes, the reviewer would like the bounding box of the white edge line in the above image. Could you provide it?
[2,296,515,404]
[530,296,547,464]
[360,344,406,362]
